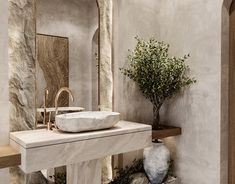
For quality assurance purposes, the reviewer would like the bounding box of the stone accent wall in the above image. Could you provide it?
[9,0,36,132]
[97,0,113,183]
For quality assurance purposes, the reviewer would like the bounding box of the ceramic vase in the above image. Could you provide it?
[144,142,170,184]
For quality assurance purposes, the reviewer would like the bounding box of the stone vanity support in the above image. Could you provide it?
[10,121,152,184]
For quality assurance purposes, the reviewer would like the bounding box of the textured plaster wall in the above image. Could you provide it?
[0,0,10,183]
[113,0,227,183]
[37,0,98,110]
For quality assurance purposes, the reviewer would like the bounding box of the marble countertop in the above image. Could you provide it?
[10,121,151,149]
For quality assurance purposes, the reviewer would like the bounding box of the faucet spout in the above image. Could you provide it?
[43,88,49,125]
[54,87,74,129]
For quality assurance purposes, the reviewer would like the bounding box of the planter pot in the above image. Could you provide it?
[143,142,170,184]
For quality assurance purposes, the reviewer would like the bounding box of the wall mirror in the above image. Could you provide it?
[35,0,99,128]
[34,0,100,181]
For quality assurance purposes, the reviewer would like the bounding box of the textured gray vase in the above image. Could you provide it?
[144,142,170,184]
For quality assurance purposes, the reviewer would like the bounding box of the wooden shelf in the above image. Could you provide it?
[152,125,181,139]
[0,145,21,169]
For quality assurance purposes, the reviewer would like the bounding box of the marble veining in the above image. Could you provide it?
[36,34,69,108]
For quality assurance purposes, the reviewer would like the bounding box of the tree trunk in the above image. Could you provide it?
[153,105,160,130]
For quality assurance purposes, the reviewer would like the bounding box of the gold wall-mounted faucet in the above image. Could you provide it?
[54,87,74,129]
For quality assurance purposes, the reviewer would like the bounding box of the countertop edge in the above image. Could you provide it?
[10,121,152,149]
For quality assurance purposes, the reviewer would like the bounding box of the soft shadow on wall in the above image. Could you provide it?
[113,0,228,184]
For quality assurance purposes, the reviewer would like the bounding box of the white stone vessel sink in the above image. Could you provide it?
[55,111,120,132]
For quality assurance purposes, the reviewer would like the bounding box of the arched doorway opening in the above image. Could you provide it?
[228,0,235,183]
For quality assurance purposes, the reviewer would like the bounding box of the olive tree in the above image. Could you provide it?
[120,37,196,130]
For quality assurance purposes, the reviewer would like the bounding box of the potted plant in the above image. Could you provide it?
[120,37,196,130]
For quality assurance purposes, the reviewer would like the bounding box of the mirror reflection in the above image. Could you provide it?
[35,0,99,128]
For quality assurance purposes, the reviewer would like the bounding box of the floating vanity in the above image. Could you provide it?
[10,121,152,184]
